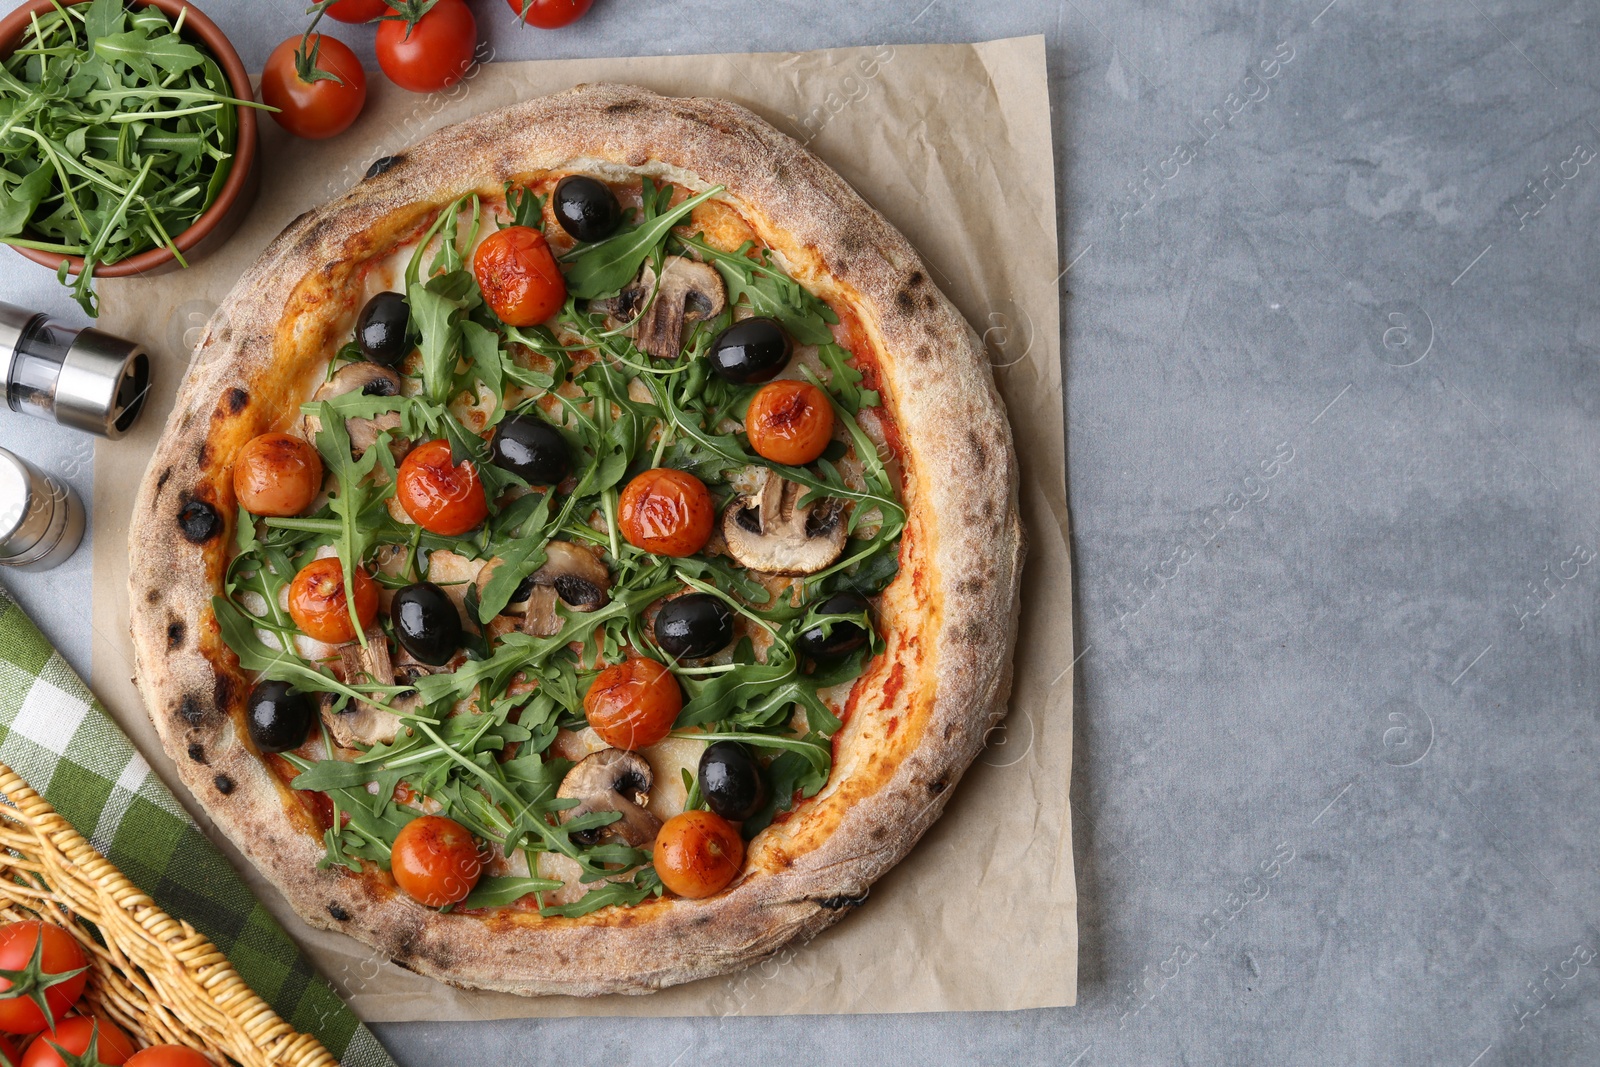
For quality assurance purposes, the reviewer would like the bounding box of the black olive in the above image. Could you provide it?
[246,680,314,754]
[654,593,735,659]
[708,318,792,383]
[177,499,222,543]
[553,175,622,242]
[490,414,570,485]
[699,741,767,822]
[392,582,462,666]
[356,291,410,367]
[795,592,872,661]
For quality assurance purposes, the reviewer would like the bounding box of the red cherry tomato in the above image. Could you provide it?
[472,226,567,326]
[390,815,482,907]
[325,0,388,21]
[505,0,593,29]
[125,1049,213,1067]
[232,433,324,517]
[0,1035,19,1067]
[375,0,477,93]
[395,439,489,536]
[21,1017,135,1067]
[260,35,367,140]
[653,810,744,898]
[287,557,379,644]
[0,923,87,1035]
[583,657,682,750]
[744,380,835,466]
[617,469,714,557]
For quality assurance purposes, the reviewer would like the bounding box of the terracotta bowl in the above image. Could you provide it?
[0,0,258,279]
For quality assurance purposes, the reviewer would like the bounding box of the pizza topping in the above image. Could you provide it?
[653,811,744,899]
[390,582,463,667]
[488,413,569,486]
[395,439,489,536]
[556,749,661,848]
[698,741,767,822]
[707,317,792,384]
[721,471,847,576]
[216,174,913,915]
[305,362,406,459]
[652,593,735,661]
[473,225,567,327]
[287,557,378,645]
[584,658,683,751]
[246,681,316,755]
[390,815,483,908]
[744,380,836,467]
[605,256,726,360]
[232,433,325,518]
[355,291,412,367]
[553,175,622,243]
[618,468,716,558]
[794,592,874,662]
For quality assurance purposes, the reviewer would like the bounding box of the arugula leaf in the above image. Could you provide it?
[464,876,563,909]
[307,401,383,643]
[678,234,838,346]
[538,868,663,918]
[562,184,724,299]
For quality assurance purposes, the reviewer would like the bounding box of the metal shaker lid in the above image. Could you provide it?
[0,448,85,571]
[57,327,150,439]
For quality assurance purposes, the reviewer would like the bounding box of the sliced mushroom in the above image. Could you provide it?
[603,256,726,360]
[556,749,662,847]
[722,470,847,576]
[324,628,404,747]
[477,543,611,639]
[303,362,410,460]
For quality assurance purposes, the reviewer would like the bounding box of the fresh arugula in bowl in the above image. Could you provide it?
[0,0,266,314]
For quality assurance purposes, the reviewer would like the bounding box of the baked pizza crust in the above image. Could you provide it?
[128,83,1025,996]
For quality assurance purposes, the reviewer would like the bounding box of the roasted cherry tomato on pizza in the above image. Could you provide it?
[287,557,378,644]
[21,1016,136,1067]
[376,0,477,93]
[0,922,87,1034]
[395,439,489,536]
[617,469,715,557]
[232,433,323,517]
[744,380,835,466]
[505,0,592,29]
[653,811,744,899]
[125,1048,214,1067]
[390,815,482,908]
[261,34,366,140]
[324,0,387,21]
[473,226,567,326]
[584,658,683,750]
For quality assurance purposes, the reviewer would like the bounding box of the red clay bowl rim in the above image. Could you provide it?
[0,0,257,278]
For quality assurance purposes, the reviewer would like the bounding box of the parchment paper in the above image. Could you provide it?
[90,36,1075,1021]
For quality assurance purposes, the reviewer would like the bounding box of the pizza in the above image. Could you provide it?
[128,83,1024,996]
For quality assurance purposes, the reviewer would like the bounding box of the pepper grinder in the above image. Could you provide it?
[0,447,85,571]
[0,301,150,439]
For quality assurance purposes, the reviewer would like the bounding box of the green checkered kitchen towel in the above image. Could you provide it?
[0,586,395,1067]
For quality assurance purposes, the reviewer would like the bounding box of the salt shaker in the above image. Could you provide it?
[0,447,85,571]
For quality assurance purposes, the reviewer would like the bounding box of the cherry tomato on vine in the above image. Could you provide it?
[0,1035,19,1067]
[390,815,482,907]
[325,0,388,22]
[0,922,87,1035]
[20,1016,135,1067]
[617,469,714,557]
[395,439,489,536]
[743,380,835,466]
[472,226,566,326]
[125,1048,214,1067]
[584,658,682,750]
[505,0,593,29]
[653,810,744,898]
[376,0,477,94]
[287,557,378,644]
[261,34,367,140]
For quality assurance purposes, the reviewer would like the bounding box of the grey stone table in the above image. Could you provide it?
[3,1,1597,1064]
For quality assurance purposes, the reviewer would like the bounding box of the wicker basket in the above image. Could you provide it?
[0,763,335,1067]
